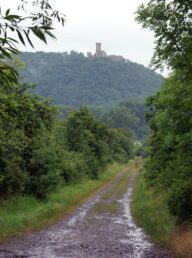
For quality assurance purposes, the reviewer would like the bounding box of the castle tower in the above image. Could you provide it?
[95,42,106,57]
[96,42,102,54]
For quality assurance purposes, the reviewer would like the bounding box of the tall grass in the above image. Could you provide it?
[0,163,126,240]
[131,169,192,257]
[131,170,176,246]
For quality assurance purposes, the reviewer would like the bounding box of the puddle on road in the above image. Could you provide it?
[118,176,153,258]
[67,195,101,227]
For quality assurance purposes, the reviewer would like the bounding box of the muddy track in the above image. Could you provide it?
[0,168,171,258]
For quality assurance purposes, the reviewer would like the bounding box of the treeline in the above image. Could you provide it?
[136,0,192,222]
[19,51,161,142]
[59,99,148,141]
[92,99,148,140]
[20,51,163,108]
[145,71,192,221]
[0,80,133,199]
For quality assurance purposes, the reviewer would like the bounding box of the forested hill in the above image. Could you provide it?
[20,51,163,107]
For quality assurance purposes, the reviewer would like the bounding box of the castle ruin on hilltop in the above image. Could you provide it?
[87,43,124,62]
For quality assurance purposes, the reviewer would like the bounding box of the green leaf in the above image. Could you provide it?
[24,30,34,48]
[9,26,15,32]
[7,37,18,43]
[30,27,47,44]
[7,47,19,54]
[0,47,11,58]
[16,29,25,46]
[5,9,10,16]
[44,30,56,40]
[4,15,21,21]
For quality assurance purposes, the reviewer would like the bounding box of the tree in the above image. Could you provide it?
[0,0,65,198]
[136,0,192,221]
[64,107,110,179]
[0,0,65,85]
[136,0,192,71]
[0,81,57,197]
[108,128,133,163]
[144,71,192,220]
[104,105,139,131]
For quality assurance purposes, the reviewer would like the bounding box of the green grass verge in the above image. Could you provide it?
[0,163,126,240]
[131,170,176,246]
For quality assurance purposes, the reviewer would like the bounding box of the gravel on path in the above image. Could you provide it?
[0,168,171,258]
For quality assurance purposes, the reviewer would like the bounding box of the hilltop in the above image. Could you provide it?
[20,51,163,107]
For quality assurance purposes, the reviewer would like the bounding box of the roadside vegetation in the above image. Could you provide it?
[0,0,134,240]
[0,163,126,240]
[132,169,192,258]
[132,1,192,257]
[0,94,133,200]
[132,169,176,246]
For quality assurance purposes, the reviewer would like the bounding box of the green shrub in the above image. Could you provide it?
[0,82,56,198]
[60,152,88,183]
[0,80,133,200]
[108,128,133,163]
[26,131,62,199]
[64,107,110,179]
[167,180,192,221]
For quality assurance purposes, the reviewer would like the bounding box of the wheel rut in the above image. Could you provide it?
[0,167,171,258]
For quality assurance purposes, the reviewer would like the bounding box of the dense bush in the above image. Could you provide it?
[108,128,133,163]
[0,83,133,199]
[59,151,88,183]
[0,82,56,198]
[25,130,62,198]
[133,142,148,158]
[167,180,192,221]
[136,0,192,223]
[64,107,110,179]
[145,71,192,221]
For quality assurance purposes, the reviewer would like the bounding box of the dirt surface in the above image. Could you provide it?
[0,168,172,258]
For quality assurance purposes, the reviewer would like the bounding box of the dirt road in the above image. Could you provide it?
[0,167,171,258]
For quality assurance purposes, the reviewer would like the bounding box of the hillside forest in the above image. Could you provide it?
[20,51,162,140]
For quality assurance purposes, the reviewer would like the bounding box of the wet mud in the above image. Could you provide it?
[0,169,172,257]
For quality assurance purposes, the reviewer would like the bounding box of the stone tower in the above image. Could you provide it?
[95,43,106,57]
[96,43,102,54]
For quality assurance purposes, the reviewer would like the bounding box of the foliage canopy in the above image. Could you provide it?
[0,0,65,86]
[20,51,163,107]
[137,0,192,221]
[136,0,192,71]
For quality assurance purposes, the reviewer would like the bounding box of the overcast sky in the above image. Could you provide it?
[3,1,167,75]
